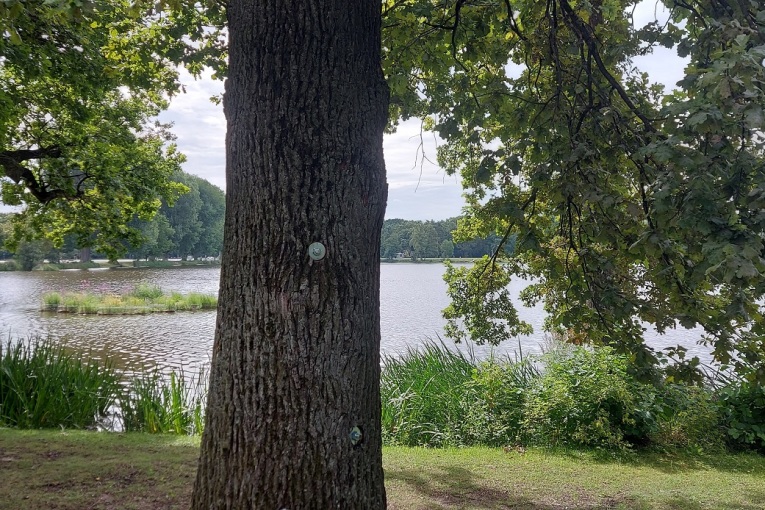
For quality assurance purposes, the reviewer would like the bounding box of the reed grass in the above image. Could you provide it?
[131,282,163,300]
[0,337,120,429]
[381,340,479,446]
[0,335,207,434]
[40,284,217,315]
[0,335,734,453]
[121,368,206,435]
[41,291,62,310]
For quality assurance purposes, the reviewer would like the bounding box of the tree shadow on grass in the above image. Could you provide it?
[386,464,632,509]
[553,447,765,476]
[659,494,765,510]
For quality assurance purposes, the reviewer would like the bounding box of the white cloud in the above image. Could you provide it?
[630,0,689,90]
[157,70,227,192]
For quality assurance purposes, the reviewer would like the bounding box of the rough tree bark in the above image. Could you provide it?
[191,1,389,508]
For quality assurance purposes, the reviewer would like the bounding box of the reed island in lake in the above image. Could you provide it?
[40,283,217,315]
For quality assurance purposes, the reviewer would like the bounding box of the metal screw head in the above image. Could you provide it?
[308,242,326,261]
[350,426,362,446]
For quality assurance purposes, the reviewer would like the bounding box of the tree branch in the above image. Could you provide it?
[558,0,660,134]
[0,147,73,203]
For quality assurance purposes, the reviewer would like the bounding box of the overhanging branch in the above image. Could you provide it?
[0,146,73,203]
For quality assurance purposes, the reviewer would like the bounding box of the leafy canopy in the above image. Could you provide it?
[382,0,765,381]
[0,0,223,256]
[12,0,762,380]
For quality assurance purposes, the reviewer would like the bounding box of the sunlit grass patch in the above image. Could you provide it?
[1,429,763,510]
[131,282,163,300]
[41,291,62,310]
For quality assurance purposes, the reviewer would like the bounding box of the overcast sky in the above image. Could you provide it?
[158,1,684,221]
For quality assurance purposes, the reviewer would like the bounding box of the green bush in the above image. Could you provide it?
[650,384,724,452]
[461,358,538,446]
[523,347,651,449]
[717,381,765,452]
[0,338,120,429]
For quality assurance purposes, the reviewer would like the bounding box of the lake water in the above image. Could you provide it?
[0,263,709,373]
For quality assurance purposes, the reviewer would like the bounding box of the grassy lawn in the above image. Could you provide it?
[0,429,763,509]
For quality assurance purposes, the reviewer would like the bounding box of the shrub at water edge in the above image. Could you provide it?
[649,384,726,452]
[718,380,765,452]
[0,260,18,271]
[522,347,654,449]
[462,356,539,446]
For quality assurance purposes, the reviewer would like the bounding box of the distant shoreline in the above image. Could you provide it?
[0,258,479,270]
[380,258,478,264]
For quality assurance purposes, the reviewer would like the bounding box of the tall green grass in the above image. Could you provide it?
[380,340,539,447]
[41,292,62,310]
[381,341,477,446]
[0,338,120,429]
[121,368,206,435]
[0,335,747,453]
[0,336,206,434]
[131,283,163,300]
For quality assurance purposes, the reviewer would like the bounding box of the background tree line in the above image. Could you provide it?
[2,206,509,267]
[381,218,514,260]
[128,171,225,261]
[0,170,225,269]
[0,197,514,270]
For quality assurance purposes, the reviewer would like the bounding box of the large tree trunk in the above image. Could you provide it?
[191,1,389,508]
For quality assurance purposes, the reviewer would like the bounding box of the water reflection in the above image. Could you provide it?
[0,263,709,374]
